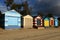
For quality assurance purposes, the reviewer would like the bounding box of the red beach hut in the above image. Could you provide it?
[34,15,44,29]
[50,17,54,27]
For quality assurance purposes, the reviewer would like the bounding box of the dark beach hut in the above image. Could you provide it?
[0,10,22,30]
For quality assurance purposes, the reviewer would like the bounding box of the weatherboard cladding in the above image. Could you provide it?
[4,10,21,17]
[1,10,21,30]
[23,15,33,28]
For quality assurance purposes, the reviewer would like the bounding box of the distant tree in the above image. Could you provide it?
[11,4,21,10]
[58,17,60,26]
[20,1,31,16]
[11,3,17,10]
[29,7,33,15]
[5,0,31,16]
[20,10,27,16]
[5,0,13,10]
[0,11,1,13]
[0,11,1,15]
[23,1,30,15]
[47,13,53,17]
[38,12,43,16]
[11,3,24,15]
[58,17,60,21]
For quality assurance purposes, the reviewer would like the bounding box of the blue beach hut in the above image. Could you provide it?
[54,17,58,28]
[0,10,22,30]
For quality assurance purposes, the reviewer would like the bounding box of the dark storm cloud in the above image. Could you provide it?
[0,0,60,16]
[33,0,60,16]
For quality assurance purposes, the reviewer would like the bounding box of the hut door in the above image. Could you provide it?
[51,20,54,25]
[55,19,58,26]
[37,19,41,26]
[25,18,32,28]
[44,20,49,27]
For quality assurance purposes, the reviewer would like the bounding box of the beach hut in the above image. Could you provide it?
[0,10,22,30]
[34,15,44,29]
[44,17,50,28]
[34,16,44,29]
[23,15,33,28]
[50,17,54,27]
[54,17,58,28]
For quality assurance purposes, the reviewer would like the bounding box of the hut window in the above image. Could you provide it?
[37,19,41,26]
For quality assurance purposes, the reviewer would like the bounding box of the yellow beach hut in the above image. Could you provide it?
[23,15,33,28]
[44,17,50,27]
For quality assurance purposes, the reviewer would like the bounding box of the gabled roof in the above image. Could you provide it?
[50,17,54,20]
[44,17,49,20]
[3,10,22,17]
[23,15,33,18]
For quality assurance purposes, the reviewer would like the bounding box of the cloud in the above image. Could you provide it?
[0,0,7,12]
[37,0,42,2]
[55,0,60,6]
[33,0,60,15]
[14,0,22,4]
[23,0,27,1]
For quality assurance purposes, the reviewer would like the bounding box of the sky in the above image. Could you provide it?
[0,0,60,16]
[0,0,7,12]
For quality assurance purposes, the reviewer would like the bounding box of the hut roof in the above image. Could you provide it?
[44,17,49,20]
[36,16,42,18]
[50,17,54,20]
[3,10,22,17]
[23,15,33,18]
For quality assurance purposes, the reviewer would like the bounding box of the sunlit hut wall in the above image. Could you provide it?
[34,16,43,28]
[54,17,58,28]
[23,15,33,28]
[44,17,50,28]
[0,10,22,30]
[50,17,54,27]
